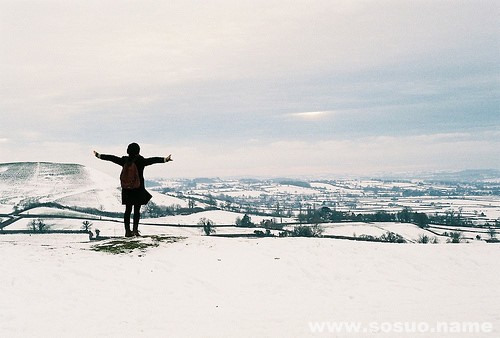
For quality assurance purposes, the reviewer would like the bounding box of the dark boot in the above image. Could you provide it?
[124,204,133,237]
[124,221,133,237]
[132,205,141,237]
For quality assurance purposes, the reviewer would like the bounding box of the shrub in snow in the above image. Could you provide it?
[27,218,51,233]
[447,231,463,243]
[418,233,439,244]
[358,234,378,241]
[379,231,406,243]
[291,224,324,238]
[198,218,215,236]
[236,214,254,227]
[253,229,273,237]
[260,219,284,230]
[418,234,430,243]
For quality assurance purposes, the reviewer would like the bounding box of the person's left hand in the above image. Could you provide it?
[165,154,173,162]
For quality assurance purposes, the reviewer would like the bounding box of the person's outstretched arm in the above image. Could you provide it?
[93,150,125,166]
[143,154,173,166]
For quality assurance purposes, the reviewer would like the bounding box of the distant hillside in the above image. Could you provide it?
[0,162,123,213]
[377,169,500,183]
[427,169,500,182]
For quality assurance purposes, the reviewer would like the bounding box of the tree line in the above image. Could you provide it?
[296,206,497,228]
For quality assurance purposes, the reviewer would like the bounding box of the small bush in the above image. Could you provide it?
[418,233,439,244]
[379,231,406,243]
[198,218,215,236]
[358,234,378,241]
[418,233,430,243]
[27,218,51,233]
[447,231,463,243]
[254,229,273,237]
[260,219,284,230]
[236,214,254,227]
[278,231,289,237]
[291,224,324,238]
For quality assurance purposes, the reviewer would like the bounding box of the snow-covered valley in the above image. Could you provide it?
[1,162,499,337]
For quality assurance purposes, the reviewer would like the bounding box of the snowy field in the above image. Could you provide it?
[1,233,499,338]
[1,163,499,336]
[3,208,292,236]
[146,209,292,226]
[321,222,433,242]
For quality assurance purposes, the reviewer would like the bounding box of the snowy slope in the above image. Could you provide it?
[0,162,121,212]
[0,234,498,337]
[147,209,292,226]
[0,162,188,213]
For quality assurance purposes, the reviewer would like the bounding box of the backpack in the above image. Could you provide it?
[120,160,140,189]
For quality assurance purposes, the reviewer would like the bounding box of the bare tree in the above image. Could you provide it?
[198,218,215,236]
[82,220,93,231]
[28,218,51,232]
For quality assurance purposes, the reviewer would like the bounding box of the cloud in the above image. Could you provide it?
[289,111,335,121]
[144,131,500,178]
[0,1,498,177]
[2,129,498,179]
[2,1,496,96]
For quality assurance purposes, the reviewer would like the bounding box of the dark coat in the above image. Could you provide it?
[99,154,165,205]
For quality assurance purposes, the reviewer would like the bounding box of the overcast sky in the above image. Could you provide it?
[1,0,499,178]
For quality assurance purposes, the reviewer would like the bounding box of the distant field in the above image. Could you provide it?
[1,163,499,244]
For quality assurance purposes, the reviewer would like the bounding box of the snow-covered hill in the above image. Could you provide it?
[0,234,498,337]
[1,163,499,336]
[0,162,118,212]
[0,162,187,214]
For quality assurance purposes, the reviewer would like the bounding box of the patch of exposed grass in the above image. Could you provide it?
[91,239,153,254]
[91,235,184,254]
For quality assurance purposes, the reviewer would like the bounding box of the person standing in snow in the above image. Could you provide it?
[93,143,173,237]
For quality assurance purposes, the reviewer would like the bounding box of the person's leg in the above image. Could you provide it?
[124,204,133,237]
[132,204,141,236]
